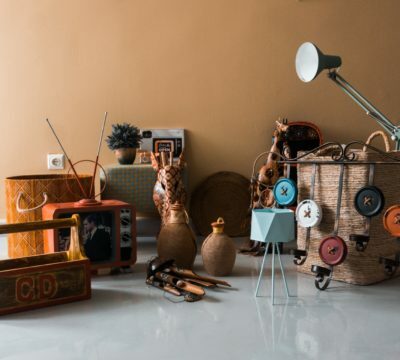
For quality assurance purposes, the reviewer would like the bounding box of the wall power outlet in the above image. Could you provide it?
[47,154,65,170]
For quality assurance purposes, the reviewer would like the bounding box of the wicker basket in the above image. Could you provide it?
[5,174,92,258]
[297,132,400,285]
[190,172,250,237]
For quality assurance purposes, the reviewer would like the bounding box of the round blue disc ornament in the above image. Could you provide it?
[273,178,297,206]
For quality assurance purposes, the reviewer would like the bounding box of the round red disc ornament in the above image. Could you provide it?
[318,236,347,266]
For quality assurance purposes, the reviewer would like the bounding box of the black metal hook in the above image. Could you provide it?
[343,141,400,163]
[349,234,370,252]
[311,265,333,291]
[251,142,345,178]
[379,254,400,276]
[292,249,308,265]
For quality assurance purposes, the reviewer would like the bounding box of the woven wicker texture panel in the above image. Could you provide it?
[190,172,250,237]
[5,174,92,258]
[100,164,188,216]
[297,150,400,285]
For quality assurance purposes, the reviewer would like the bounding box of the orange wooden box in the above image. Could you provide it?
[0,216,91,316]
[42,200,137,271]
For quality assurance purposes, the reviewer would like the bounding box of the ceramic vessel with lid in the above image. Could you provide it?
[201,217,236,276]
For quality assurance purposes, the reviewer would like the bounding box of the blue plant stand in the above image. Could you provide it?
[251,208,295,304]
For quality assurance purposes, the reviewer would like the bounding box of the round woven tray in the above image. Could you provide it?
[190,171,251,237]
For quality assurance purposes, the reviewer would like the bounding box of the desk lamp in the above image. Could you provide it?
[295,42,400,150]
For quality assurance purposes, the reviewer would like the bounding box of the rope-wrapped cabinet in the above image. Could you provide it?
[297,146,400,285]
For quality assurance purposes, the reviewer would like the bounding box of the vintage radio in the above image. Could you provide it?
[140,128,185,158]
[42,200,136,271]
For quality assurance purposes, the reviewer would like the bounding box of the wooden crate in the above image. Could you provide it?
[0,216,91,315]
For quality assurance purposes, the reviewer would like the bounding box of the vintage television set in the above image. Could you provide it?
[42,200,136,271]
[140,128,185,159]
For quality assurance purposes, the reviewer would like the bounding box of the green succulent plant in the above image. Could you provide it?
[106,123,143,150]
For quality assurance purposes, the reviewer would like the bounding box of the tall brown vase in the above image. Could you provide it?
[157,202,197,269]
[201,217,236,276]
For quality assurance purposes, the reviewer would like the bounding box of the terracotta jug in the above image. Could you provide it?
[157,202,197,269]
[201,217,236,276]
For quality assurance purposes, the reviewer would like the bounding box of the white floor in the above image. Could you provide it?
[0,237,399,360]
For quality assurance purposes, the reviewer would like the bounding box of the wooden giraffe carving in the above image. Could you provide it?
[151,151,187,225]
[252,118,289,208]
[241,119,290,255]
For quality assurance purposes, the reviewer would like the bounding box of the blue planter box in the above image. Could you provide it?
[250,208,295,243]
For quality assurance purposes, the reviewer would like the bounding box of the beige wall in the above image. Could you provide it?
[1,0,399,218]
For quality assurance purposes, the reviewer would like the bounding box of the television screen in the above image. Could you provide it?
[58,211,115,263]
[42,200,136,270]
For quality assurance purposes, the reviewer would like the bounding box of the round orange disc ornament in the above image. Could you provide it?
[383,205,400,237]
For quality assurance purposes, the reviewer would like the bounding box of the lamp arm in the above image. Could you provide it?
[329,72,396,131]
[366,111,396,134]
[334,73,396,130]
[334,76,393,133]
[328,71,400,150]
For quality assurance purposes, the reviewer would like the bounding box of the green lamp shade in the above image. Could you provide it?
[296,42,342,82]
[250,208,295,243]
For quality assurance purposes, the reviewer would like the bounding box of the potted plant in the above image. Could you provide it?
[106,123,143,165]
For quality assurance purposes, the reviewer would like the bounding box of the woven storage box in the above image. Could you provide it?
[100,164,188,216]
[5,174,92,258]
[100,164,158,215]
[297,146,400,285]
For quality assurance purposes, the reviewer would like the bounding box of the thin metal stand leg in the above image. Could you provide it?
[272,243,276,305]
[255,242,270,297]
[276,242,290,298]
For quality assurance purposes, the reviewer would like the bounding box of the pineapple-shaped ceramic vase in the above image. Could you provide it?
[157,202,197,269]
[201,217,236,276]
